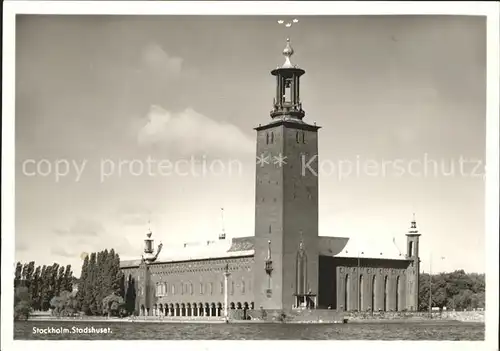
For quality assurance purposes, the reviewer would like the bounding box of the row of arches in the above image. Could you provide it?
[344,274,403,312]
[140,302,255,317]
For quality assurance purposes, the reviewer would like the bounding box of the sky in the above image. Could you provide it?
[15,15,486,275]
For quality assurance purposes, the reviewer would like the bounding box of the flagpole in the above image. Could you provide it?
[429,252,432,318]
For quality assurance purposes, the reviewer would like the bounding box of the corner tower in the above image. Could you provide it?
[253,38,320,311]
[405,214,421,311]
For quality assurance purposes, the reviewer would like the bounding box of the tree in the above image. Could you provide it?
[56,266,65,296]
[419,270,485,311]
[14,286,32,320]
[31,266,41,311]
[14,262,23,288]
[50,290,80,317]
[41,265,52,311]
[77,255,89,314]
[21,263,29,286]
[25,261,35,289]
[87,253,98,315]
[102,293,125,317]
[63,265,73,292]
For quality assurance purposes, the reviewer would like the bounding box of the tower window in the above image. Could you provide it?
[266,133,269,144]
[296,131,300,143]
[302,132,306,144]
[284,78,292,103]
[409,242,414,257]
[271,132,274,144]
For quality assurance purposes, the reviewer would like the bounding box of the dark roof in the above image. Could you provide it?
[228,237,254,252]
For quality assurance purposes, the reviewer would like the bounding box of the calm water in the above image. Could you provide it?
[15,320,484,340]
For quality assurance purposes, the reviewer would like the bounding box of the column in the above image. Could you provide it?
[280,77,286,104]
[224,274,229,320]
[295,76,300,105]
[174,308,177,317]
[276,74,282,105]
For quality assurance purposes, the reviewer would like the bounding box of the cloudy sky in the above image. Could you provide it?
[15,15,486,275]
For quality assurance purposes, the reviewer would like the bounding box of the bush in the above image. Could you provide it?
[259,307,267,319]
[273,310,288,323]
[14,301,32,321]
[14,287,32,321]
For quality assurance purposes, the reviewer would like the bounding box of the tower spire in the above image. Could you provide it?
[409,213,419,234]
[282,38,295,68]
[270,37,306,120]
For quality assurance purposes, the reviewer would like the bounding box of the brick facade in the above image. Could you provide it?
[119,38,420,317]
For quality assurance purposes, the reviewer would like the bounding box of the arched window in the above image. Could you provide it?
[302,132,305,144]
[395,276,400,311]
[271,132,274,143]
[231,281,234,295]
[189,282,194,295]
[371,276,376,311]
[296,131,300,143]
[359,274,364,311]
[156,283,160,296]
[344,274,350,311]
[241,280,246,294]
[171,284,176,295]
[384,276,388,311]
[220,281,224,294]
[296,244,307,296]
[164,282,168,296]
[409,242,414,257]
[266,133,269,144]
[209,282,213,295]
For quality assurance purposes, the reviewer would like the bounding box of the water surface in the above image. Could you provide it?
[15,320,484,340]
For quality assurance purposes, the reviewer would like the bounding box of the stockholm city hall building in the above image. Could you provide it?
[120,38,422,318]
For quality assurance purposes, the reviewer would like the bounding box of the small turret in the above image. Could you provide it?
[143,224,161,264]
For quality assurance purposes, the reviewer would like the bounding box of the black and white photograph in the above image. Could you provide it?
[1,1,499,350]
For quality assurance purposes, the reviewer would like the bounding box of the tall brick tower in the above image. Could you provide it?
[405,214,421,311]
[253,38,320,311]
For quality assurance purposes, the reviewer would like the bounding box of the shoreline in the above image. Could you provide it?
[22,316,483,325]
